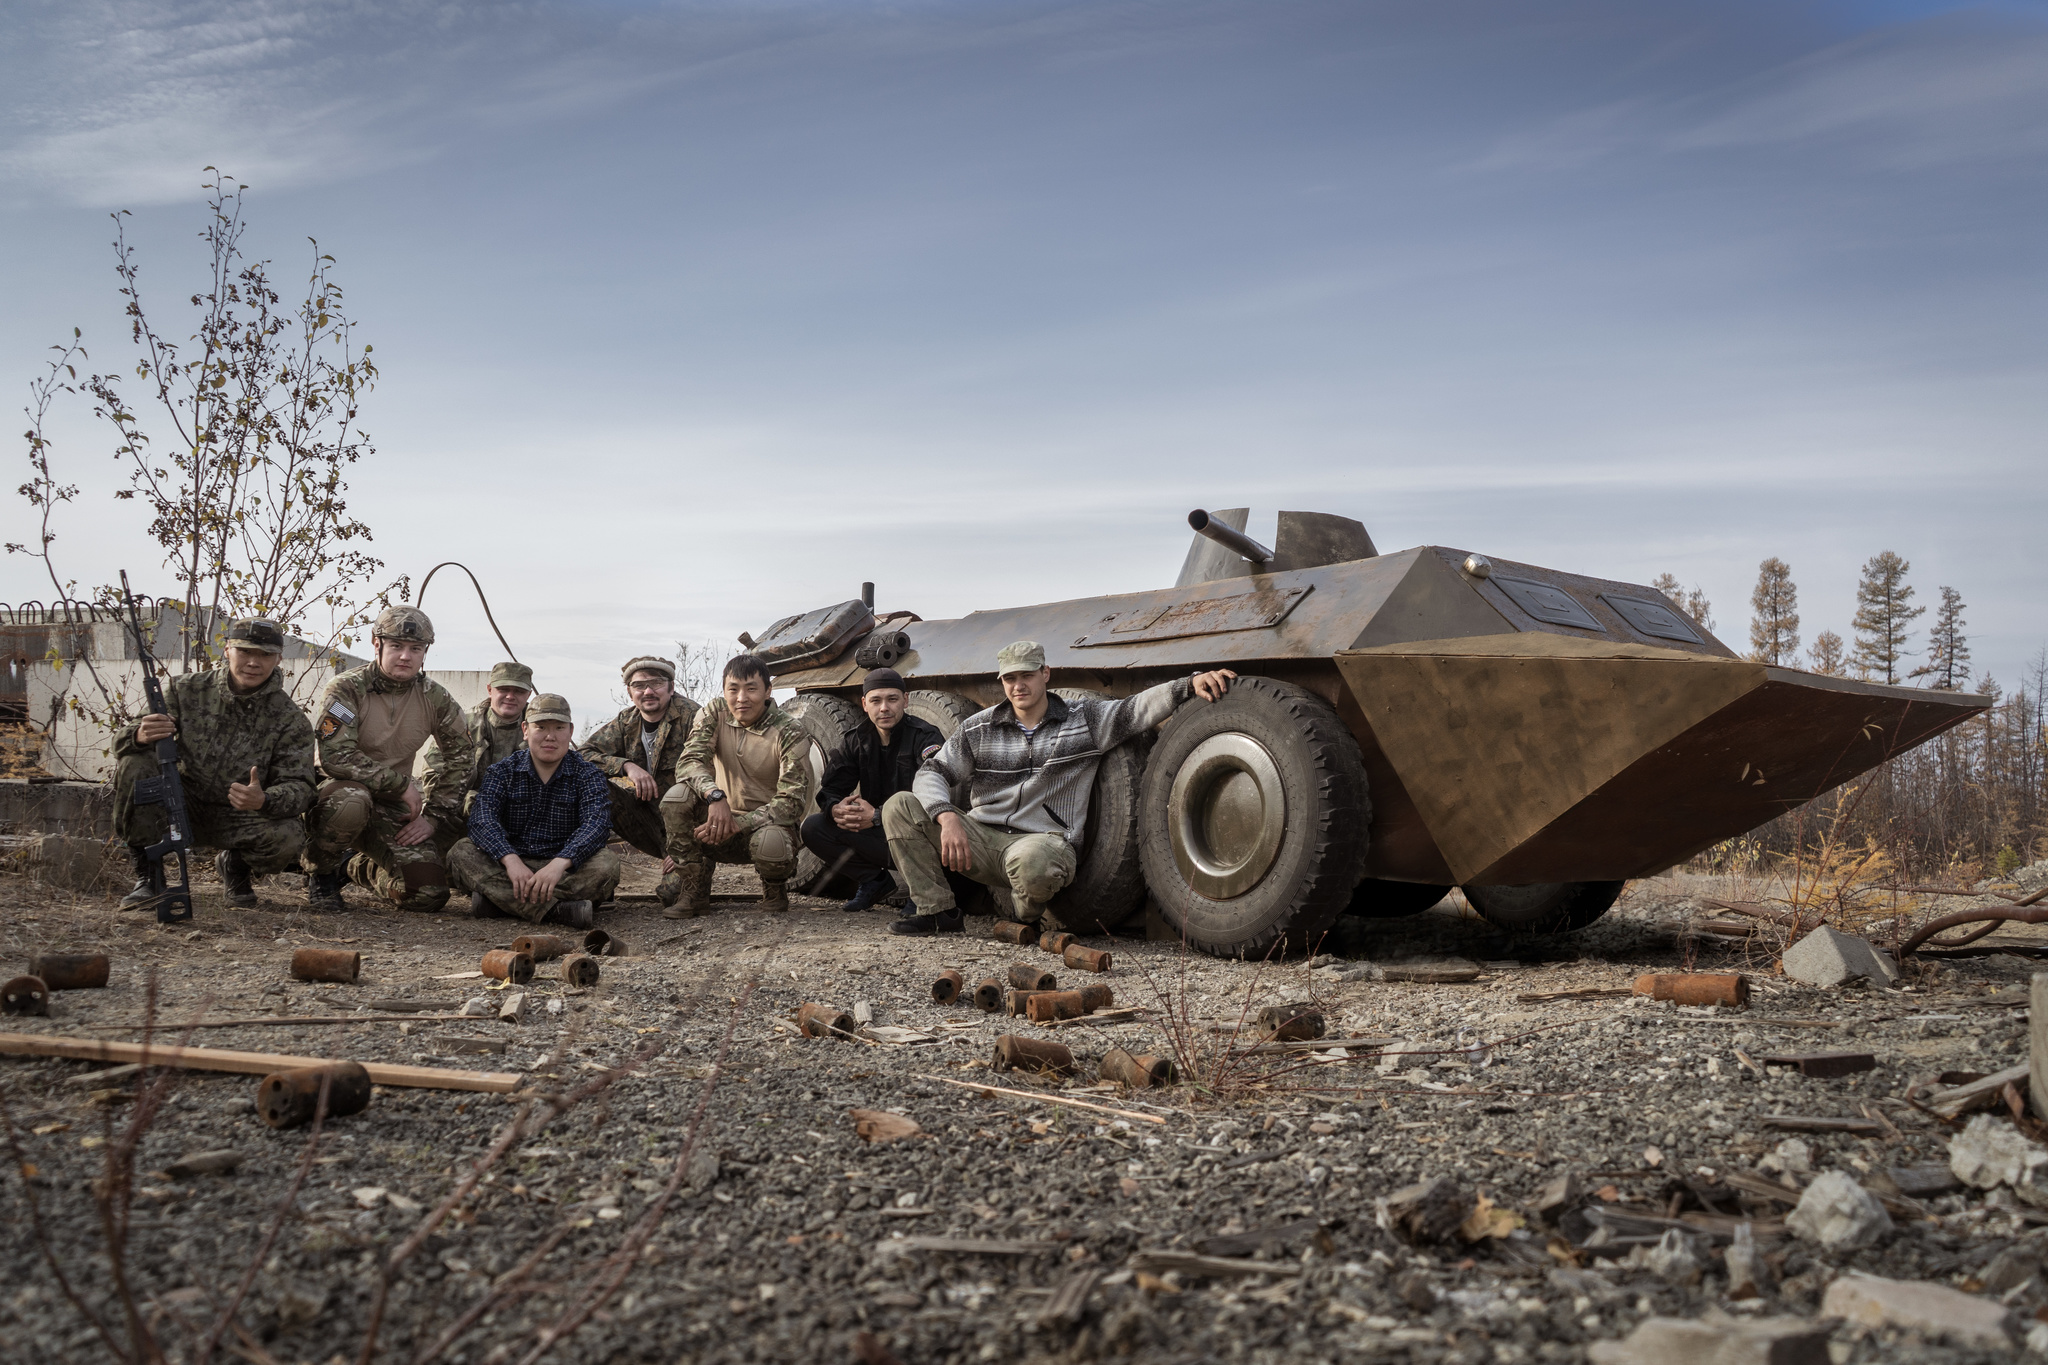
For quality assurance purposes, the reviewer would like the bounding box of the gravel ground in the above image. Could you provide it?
[1,855,2043,1364]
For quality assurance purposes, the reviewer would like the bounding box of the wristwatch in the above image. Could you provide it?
[705,787,727,804]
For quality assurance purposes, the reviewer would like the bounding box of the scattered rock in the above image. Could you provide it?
[1980,1244,2039,1295]
[1377,1176,1474,1244]
[1785,1170,1891,1251]
[1759,1138,1811,1178]
[1724,1221,1771,1300]
[1640,1228,1702,1285]
[459,995,493,1018]
[1949,1113,2048,1206]
[1821,1271,2018,1350]
[165,1149,241,1178]
[1532,1169,1581,1224]
[850,1109,922,1143]
[1586,1311,1829,1365]
[1779,924,1897,989]
[498,992,527,1024]
[1393,1269,1437,1312]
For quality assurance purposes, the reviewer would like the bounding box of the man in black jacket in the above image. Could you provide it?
[799,668,946,913]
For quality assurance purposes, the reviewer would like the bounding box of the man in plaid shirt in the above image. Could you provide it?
[447,693,620,926]
[881,640,1235,935]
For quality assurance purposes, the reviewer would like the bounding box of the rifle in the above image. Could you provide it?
[119,571,194,924]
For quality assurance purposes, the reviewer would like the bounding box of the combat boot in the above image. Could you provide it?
[546,899,594,929]
[216,850,257,908]
[760,880,790,913]
[661,863,713,920]
[306,869,346,912]
[118,846,164,911]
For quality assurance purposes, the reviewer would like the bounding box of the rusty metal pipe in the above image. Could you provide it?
[1025,991,1087,1023]
[1062,944,1112,974]
[991,920,1040,947]
[287,949,358,986]
[29,953,110,991]
[2,976,49,1016]
[480,950,534,985]
[559,954,600,988]
[797,1002,855,1038]
[510,934,571,961]
[583,928,624,957]
[993,1035,1075,1076]
[972,978,1004,1012]
[1188,509,1273,565]
[1100,1048,1176,1087]
[1632,973,1749,1009]
[931,970,965,1005]
[256,1061,373,1129]
[1041,932,1075,957]
[1078,984,1114,1011]
[1004,990,1047,1016]
[1008,964,1057,992]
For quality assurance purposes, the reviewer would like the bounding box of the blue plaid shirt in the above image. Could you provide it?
[468,749,613,869]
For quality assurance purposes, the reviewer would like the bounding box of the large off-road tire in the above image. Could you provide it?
[1346,879,1452,919]
[784,692,866,900]
[1045,689,1151,935]
[1463,881,1624,934]
[1138,676,1370,958]
[906,690,979,737]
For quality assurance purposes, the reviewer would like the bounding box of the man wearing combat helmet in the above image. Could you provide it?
[578,655,701,907]
[301,605,474,912]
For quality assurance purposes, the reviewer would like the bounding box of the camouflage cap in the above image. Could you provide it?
[622,656,675,684]
[996,640,1046,676]
[224,617,286,655]
[373,605,435,645]
[525,693,573,725]
[488,661,534,692]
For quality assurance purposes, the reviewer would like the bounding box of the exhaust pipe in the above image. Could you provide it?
[1189,510,1273,565]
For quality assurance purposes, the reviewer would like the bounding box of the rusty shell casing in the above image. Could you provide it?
[1062,944,1112,974]
[1040,932,1076,957]
[510,934,571,962]
[29,953,110,991]
[1258,1004,1325,1041]
[992,1035,1076,1075]
[583,928,624,957]
[256,1061,373,1129]
[287,948,359,986]
[1,976,50,1016]
[1078,984,1114,1011]
[1025,991,1088,1023]
[1007,964,1057,992]
[1632,972,1749,1009]
[559,953,601,988]
[972,978,1005,1012]
[1004,989,1050,1017]
[931,970,965,1005]
[797,1002,855,1038]
[1100,1048,1176,1088]
[991,920,1041,947]
[480,950,535,985]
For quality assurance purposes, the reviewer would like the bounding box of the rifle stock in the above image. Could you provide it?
[119,571,194,924]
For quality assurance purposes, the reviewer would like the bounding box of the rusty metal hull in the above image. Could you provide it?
[776,543,1986,890]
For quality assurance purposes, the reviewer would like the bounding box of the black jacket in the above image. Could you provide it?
[816,714,946,813]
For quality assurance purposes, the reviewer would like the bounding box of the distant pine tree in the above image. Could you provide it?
[1808,630,1847,676]
[1851,550,1922,684]
[1911,585,1971,690]
[1747,557,1800,665]
[1653,572,1716,634]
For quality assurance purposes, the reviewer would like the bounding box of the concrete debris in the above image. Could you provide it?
[1638,1228,1702,1285]
[1585,1311,1829,1365]
[1784,1170,1891,1251]
[1820,1271,2018,1350]
[459,995,493,1018]
[1532,1169,1581,1223]
[497,991,527,1024]
[1723,1222,1771,1300]
[1759,1138,1811,1178]
[1778,924,1897,989]
[1980,1243,2040,1295]
[1948,1113,2048,1206]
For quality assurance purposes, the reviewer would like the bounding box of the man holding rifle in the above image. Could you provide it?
[112,617,318,910]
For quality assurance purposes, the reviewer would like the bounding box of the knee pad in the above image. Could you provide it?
[751,826,794,864]
[320,790,372,840]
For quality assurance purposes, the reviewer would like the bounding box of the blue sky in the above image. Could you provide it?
[3,0,2044,719]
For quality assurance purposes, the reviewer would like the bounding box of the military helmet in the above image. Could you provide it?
[373,605,435,646]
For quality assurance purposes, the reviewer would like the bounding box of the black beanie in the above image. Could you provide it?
[861,667,908,695]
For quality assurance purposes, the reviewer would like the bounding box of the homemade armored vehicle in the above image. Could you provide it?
[750,510,1987,957]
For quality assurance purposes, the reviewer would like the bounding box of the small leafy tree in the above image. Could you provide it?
[1851,550,1922,684]
[1808,629,1847,677]
[1912,585,1971,691]
[1747,556,1800,665]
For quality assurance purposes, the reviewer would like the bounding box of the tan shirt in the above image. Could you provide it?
[713,718,783,815]
[357,686,436,775]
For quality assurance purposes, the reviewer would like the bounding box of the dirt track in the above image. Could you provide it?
[0,858,2040,1364]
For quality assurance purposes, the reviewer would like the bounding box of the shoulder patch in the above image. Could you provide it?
[318,715,341,739]
[325,699,357,725]
[920,744,943,761]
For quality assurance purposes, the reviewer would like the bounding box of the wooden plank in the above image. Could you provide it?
[1756,1052,1877,1078]
[0,1032,521,1093]
[1761,1114,1883,1135]
[1925,1063,2030,1119]
[2032,972,2048,1121]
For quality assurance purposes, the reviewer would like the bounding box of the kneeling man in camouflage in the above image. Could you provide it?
[448,693,620,926]
[881,640,1236,936]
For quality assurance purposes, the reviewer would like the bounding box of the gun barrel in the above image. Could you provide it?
[1188,510,1274,565]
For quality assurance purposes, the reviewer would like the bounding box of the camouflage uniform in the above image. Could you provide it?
[112,665,316,873]
[579,694,701,861]
[304,664,473,911]
[428,698,529,823]
[662,697,810,911]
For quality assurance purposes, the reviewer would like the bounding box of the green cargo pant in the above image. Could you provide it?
[112,753,305,874]
[302,779,451,912]
[446,839,622,924]
[658,787,797,883]
[880,791,1076,921]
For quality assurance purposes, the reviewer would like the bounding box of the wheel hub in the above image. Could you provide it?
[1167,733,1286,899]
